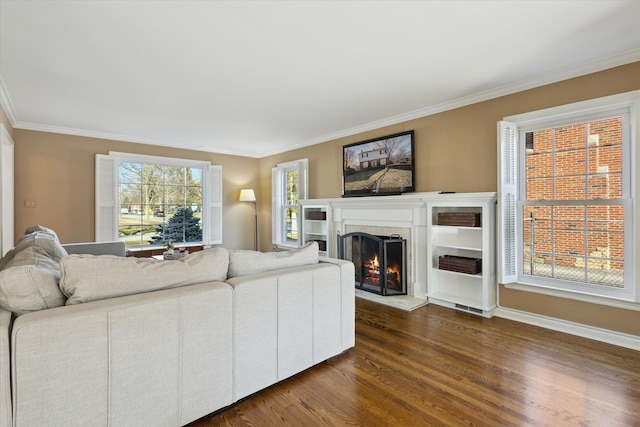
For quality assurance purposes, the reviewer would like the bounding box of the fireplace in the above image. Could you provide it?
[337,232,407,296]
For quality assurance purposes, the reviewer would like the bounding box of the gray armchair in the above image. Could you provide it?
[62,241,126,257]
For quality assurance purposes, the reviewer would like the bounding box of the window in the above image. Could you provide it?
[96,152,222,248]
[272,159,308,248]
[498,91,638,301]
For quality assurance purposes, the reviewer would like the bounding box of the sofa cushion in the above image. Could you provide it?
[0,246,67,315]
[60,247,230,305]
[227,241,319,278]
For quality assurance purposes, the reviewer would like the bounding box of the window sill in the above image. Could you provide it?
[273,243,298,252]
[126,243,204,258]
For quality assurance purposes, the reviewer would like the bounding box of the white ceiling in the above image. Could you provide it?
[1,1,639,158]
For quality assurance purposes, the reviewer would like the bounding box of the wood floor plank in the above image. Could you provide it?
[188,298,640,426]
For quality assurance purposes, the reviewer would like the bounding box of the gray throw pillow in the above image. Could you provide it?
[0,227,68,271]
[0,227,69,315]
[0,246,67,315]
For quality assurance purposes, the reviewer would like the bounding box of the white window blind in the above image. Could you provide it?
[95,154,118,242]
[205,164,223,245]
[497,121,518,284]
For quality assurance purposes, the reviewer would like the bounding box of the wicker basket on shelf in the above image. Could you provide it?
[438,255,482,274]
[437,212,481,227]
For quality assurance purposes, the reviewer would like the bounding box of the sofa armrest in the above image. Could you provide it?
[319,257,353,268]
[62,241,126,257]
[319,257,356,350]
[0,308,12,427]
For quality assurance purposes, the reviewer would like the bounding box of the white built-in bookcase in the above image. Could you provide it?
[426,193,496,317]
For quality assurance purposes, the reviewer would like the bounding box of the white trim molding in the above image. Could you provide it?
[494,307,640,351]
[3,50,639,159]
[0,124,14,256]
[0,76,18,125]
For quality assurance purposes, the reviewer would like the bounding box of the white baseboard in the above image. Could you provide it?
[494,307,640,351]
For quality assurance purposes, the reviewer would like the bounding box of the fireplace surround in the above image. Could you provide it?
[299,192,496,312]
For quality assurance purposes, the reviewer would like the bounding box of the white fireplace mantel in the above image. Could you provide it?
[300,192,497,311]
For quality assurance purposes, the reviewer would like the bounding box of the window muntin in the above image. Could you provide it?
[517,113,629,294]
[118,162,204,248]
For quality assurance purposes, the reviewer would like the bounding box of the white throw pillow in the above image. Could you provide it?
[60,247,230,305]
[227,241,319,278]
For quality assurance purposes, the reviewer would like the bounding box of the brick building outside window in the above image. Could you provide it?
[523,118,623,287]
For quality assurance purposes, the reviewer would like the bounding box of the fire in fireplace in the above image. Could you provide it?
[337,232,407,296]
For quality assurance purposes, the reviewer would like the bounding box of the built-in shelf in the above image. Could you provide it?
[299,203,331,256]
[426,195,497,317]
[299,192,497,305]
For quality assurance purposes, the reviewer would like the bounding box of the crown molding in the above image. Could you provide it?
[256,48,640,158]
[3,48,640,159]
[0,76,18,126]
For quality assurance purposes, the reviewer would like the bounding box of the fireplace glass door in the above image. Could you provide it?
[338,232,406,296]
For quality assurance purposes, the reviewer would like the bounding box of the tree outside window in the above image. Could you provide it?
[118,162,203,247]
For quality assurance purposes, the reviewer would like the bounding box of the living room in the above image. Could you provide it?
[1,1,640,425]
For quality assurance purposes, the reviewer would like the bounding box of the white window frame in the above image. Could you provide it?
[95,152,222,247]
[271,158,308,249]
[498,91,639,303]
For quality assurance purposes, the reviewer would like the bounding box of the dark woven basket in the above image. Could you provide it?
[306,211,327,221]
[438,255,482,274]
[437,212,481,227]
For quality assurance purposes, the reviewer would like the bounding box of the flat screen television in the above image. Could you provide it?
[342,130,415,197]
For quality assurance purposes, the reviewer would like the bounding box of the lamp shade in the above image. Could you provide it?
[239,188,256,202]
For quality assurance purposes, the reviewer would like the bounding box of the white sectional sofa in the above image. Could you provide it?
[0,227,355,427]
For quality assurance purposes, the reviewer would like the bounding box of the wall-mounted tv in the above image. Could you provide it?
[342,130,415,197]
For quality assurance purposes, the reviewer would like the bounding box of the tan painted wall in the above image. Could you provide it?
[259,61,640,335]
[3,61,640,336]
[12,130,259,249]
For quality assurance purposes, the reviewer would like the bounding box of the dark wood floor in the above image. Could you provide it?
[188,298,640,426]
